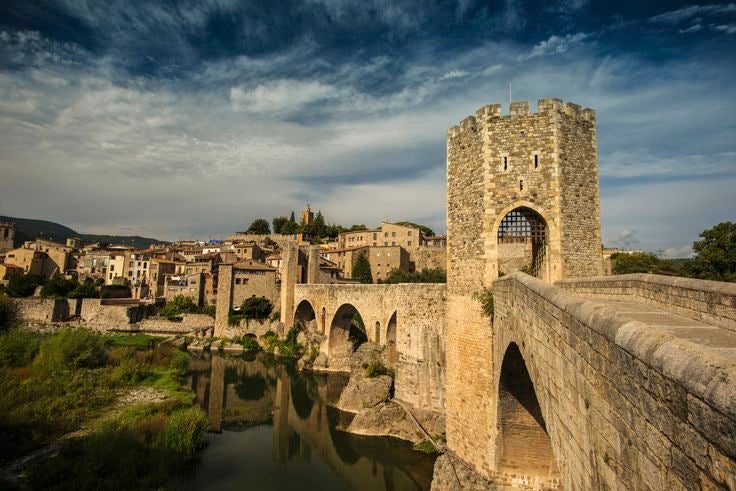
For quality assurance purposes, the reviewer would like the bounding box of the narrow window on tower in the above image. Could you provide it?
[519,179,524,191]
[503,156,508,170]
[534,154,539,169]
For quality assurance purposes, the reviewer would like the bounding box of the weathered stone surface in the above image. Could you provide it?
[335,374,392,413]
[346,402,424,442]
[431,454,494,491]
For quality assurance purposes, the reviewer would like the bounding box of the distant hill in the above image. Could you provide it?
[0,216,168,250]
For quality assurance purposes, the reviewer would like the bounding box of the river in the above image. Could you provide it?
[180,352,437,491]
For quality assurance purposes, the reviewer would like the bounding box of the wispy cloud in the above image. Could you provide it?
[518,32,589,60]
[649,3,736,25]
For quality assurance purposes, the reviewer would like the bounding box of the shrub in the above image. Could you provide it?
[474,287,494,319]
[5,274,45,298]
[99,284,131,299]
[68,280,98,299]
[384,268,446,284]
[201,304,216,317]
[261,330,279,352]
[34,328,108,371]
[228,313,244,326]
[241,336,261,352]
[0,327,42,367]
[352,253,373,284]
[167,350,191,376]
[362,359,390,378]
[40,276,78,298]
[0,294,19,332]
[241,297,273,320]
[159,295,199,320]
[162,407,208,456]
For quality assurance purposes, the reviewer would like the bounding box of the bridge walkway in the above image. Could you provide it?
[589,298,736,360]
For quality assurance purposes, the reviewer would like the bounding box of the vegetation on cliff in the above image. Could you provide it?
[382,268,446,284]
[352,253,373,284]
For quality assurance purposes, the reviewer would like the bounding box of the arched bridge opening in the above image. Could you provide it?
[495,343,559,487]
[497,207,548,280]
[294,299,318,332]
[385,311,398,368]
[328,303,368,371]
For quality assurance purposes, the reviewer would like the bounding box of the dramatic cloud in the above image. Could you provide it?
[0,0,734,251]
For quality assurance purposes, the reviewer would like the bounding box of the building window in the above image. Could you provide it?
[534,154,539,168]
[503,156,508,170]
[384,242,388,246]
[384,232,388,237]
[110,265,114,272]
[392,241,396,246]
[520,179,524,191]
[392,232,396,237]
[408,231,412,236]
[373,233,377,240]
[407,241,412,246]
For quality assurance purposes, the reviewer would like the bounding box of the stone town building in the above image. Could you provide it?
[233,242,265,262]
[0,263,23,283]
[300,203,314,225]
[0,222,16,251]
[148,258,183,297]
[4,240,73,279]
[216,260,280,315]
[3,247,46,276]
[164,272,205,305]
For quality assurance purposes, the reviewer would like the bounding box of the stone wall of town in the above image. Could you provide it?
[410,246,446,272]
[14,298,67,323]
[556,273,736,332]
[450,272,736,489]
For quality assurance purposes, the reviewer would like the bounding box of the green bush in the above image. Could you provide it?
[162,407,208,456]
[34,328,108,371]
[228,313,244,326]
[384,268,446,284]
[0,327,42,367]
[160,295,198,320]
[362,359,391,378]
[474,287,494,319]
[201,304,216,317]
[241,297,273,320]
[352,253,373,284]
[99,284,131,299]
[5,274,45,298]
[167,350,191,376]
[0,294,19,332]
[241,336,261,352]
[68,280,98,299]
[40,276,78,298]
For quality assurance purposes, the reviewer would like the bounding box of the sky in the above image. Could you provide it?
[0,1,734,257]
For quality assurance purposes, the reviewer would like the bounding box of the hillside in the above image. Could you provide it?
[0,216,168,249]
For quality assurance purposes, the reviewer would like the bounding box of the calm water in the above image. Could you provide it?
[179,352,436,491]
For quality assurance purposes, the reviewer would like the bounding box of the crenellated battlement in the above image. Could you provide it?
[448,98,595,137]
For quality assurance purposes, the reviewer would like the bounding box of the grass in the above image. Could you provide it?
[0,326,204,489]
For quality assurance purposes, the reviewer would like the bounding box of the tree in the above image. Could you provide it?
[352,253,373,284]
[349,224,367,231]
[395,221,435,237]
[611,252,660,274]
[313,211,327,238]
[281,212,299,235]
[241,297,273,319]
[690,221,736,281]
[159,295,200,320]
[272,216,288,235]
[0,294,19,332]
[247,219,271,235]
[5,274,45,298]
[383,268,446,284]
[40,276,78,298]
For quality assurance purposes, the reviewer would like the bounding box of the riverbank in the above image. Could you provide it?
[0,326,207,490]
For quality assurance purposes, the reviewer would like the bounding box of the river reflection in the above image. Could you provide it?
[181,353,436,491]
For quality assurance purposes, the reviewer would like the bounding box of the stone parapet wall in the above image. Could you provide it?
[216,318,282,340]
[14,298,68,323]
[484,273,736,489]
[138,314,214,334]
[556,273,736,332]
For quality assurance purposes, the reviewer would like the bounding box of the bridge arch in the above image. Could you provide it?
[384,311,398,367]
[492,201,558,282]
[294,299,318,331]
[494,342,559,486]
[328,303,368,370]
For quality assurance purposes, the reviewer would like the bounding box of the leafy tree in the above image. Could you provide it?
[240,297,273,320]
[68,280,98,299]
[272,216,288,235]
[689,221,736,281]
[313,211,327,238]
[159,295,200,320]
[352,253,373,284]
[395,221,435,237]
[247,218,271,235]
[5,274,45,298]
[611,252,661,274]
[281,212,300,235]
[349,224,367,231]
[40,276,78,298]
[383,268,446,284]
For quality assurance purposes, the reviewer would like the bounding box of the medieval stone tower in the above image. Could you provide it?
[0,222,15,251]
[444,98,604,472]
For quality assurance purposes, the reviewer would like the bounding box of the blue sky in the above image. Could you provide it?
[0,1,734,256]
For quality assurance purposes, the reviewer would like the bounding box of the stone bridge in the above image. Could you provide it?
[443,272,736,490]
[289,283,447,412]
